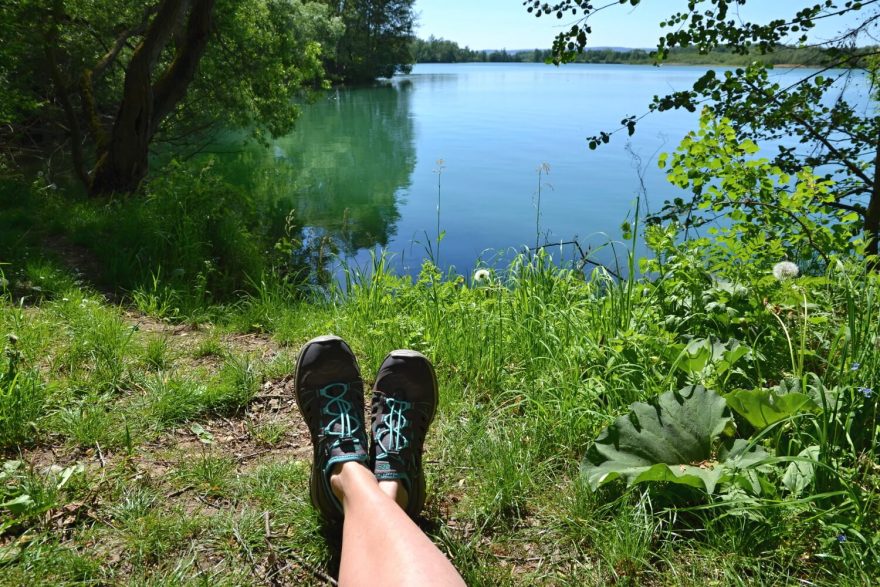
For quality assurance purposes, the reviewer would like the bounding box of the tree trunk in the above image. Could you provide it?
[90,0,215,195]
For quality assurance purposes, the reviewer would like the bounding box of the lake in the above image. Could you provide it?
[208,62,856,277]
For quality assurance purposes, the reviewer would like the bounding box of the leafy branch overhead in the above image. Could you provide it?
[525,0,880,263]
[0,0,415,195]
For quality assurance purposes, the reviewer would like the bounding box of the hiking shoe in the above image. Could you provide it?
[370,350,438,519]
[294,335,368,524]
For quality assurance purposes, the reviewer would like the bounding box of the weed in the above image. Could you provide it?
[205,354,260,413]
[176,453,235,497]
[193,335,225,359]
[143,374,207,427]
[142,335,172,371]
[0,348,46,448]
[247,418,288,447]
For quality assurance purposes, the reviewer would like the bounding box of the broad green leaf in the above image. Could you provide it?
[581,386,735,492]
[725,388,821,430]
[1,494,34,514]
[56,463,84,489]
[782,445,820,496]
[190,423,214,445]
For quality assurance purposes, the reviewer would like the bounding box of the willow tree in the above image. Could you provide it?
[527,0,880,263]
[0,0,343,194]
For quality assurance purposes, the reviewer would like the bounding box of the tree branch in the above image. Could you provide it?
[151,0,216,131]
[742,77,874,188]
[741,198,832,266]
[91,4,161,82]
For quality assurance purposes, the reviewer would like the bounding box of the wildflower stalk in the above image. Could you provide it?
[535,163,550,252]
[435,159,445,268]
[799,290,808,378]
[768,305,798,377]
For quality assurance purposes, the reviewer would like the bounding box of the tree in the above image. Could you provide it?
[526,0,880,264]
[0,0,343,194]
[322,0,415,82]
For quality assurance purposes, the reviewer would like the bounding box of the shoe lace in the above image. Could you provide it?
[376,397,412,457]
[319,383,363,445]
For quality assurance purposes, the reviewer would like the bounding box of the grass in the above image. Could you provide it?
[0,179,879,584]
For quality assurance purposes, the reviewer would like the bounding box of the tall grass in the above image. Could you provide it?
[1,168,879,582]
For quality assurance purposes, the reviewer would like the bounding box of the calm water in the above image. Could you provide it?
[209,63,861,276]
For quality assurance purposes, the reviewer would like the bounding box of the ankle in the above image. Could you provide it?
[330,460,371,502]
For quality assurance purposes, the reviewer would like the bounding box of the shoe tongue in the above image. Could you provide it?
[333,436,361,453]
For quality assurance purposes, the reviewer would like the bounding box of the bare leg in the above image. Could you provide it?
[331,461,465,587]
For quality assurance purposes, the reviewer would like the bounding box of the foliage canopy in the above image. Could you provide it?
[526,0,880,263]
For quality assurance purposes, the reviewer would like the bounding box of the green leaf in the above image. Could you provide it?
[581,386,736,493]
[1,494,34,514]
[782,445,820,496]
[724,388,821,430]
[56,463,84,489]
[190,423,214,445]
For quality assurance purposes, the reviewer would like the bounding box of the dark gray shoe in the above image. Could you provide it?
[294,335,368,524]
[370,350,438,519]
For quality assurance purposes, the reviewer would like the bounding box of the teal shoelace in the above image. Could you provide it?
[319,383,363,446]
[376,397,413,458]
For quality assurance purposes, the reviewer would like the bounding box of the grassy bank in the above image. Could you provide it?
[1,175,879,585]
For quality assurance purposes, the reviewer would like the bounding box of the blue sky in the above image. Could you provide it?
[413,1,868,50]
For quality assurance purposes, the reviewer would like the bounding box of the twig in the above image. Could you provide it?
[220,416,239,437]
[492,553,544,563]
[528,240,623,279]
[262,512,283,587]
[95,442,106,467]
[233,522,262,581]
[254,394,287,400]
[237,449,272,463]
[166,485,194,498]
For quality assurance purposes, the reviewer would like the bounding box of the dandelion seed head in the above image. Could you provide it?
[473,269,491,284]
[772,261,799,281]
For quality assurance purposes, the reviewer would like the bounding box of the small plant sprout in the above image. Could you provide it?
[772,261,800,281]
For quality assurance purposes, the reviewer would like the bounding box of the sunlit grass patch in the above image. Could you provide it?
[141,334,173,371]
[0,366,46,449]
[175,453,236,498]
[135,372,210,429]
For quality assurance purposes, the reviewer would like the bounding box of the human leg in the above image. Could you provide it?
[294,338,462,586]
[331,461,464,587]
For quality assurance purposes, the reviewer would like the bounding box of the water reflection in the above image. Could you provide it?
[209,80,416,268]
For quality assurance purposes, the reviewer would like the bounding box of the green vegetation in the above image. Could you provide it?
[411,36,840,67]
[323,0,416,82]
[1,0,879,584]
[2,111,880,580]
[0,0,413,195]
[530,0,880,261]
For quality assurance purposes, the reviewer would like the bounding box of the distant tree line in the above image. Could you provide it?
[411,36,850,67]
[410,36,522,63]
